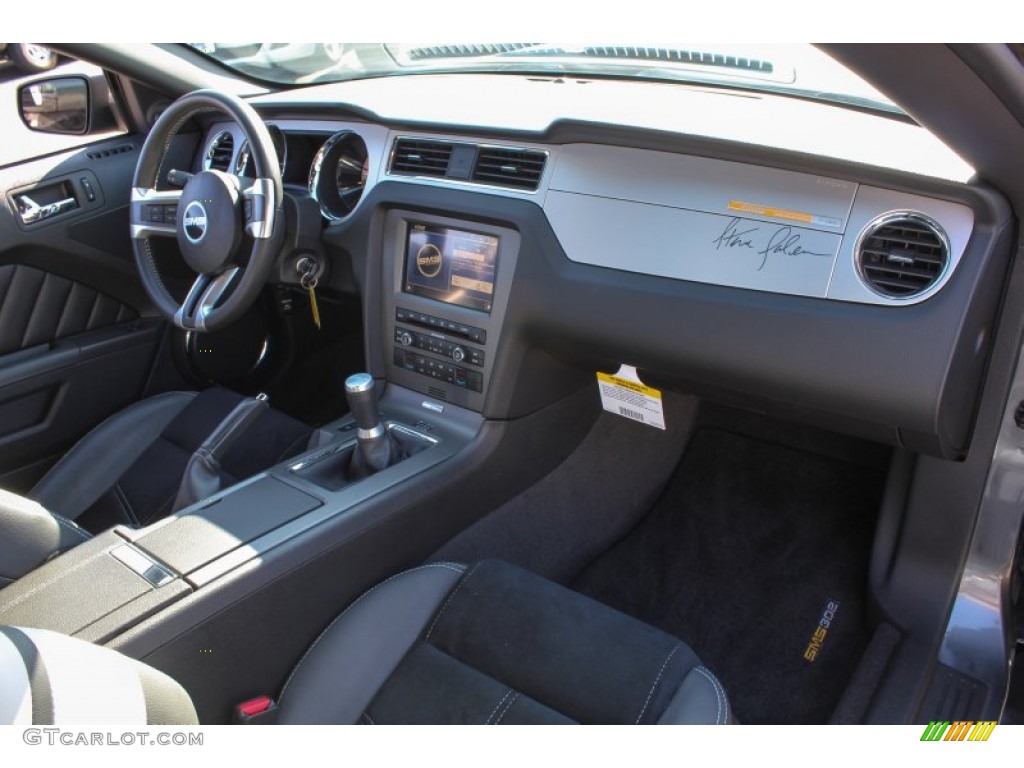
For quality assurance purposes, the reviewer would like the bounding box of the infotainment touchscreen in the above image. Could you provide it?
[403,223,499,313]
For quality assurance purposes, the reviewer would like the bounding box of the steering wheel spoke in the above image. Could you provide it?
[239,177,277,240]
[130,186,182,239]
[174,268,240,332]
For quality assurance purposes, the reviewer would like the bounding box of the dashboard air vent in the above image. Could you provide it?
[390,139,453,177]
[205,131,234,172]
[856,214,950,299]
[472,147,547,190]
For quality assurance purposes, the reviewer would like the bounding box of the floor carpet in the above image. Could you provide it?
[571,425,888,724]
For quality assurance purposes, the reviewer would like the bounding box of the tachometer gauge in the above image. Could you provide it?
[308,130,369,221]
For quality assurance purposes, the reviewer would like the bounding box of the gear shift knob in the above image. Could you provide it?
[344,373,399,475]
[345,373,383,436]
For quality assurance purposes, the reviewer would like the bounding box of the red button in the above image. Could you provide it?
[237,696,273,717]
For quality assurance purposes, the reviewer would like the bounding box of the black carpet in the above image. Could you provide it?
[434,392,699,583]
[571,424,888,724]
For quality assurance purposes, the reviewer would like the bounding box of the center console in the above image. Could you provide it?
[0,194,599,723]
[382,210,521,412]
[0,384,481,639]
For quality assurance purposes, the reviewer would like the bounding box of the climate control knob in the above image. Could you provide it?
[451,346,466,363]
[398,331,414,347]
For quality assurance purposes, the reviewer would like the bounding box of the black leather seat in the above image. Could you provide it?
[0,388,311,587]
[0,559,732,725]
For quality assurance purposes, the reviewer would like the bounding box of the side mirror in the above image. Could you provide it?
[18,76,89,135]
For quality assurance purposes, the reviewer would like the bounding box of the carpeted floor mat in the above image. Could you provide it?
[571,426,887,724]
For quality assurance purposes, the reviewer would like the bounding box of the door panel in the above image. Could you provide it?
[0,134,165,487]
[0,320,163,489]
[0,264,137,354]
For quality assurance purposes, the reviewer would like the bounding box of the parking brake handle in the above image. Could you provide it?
[171,394,270,514]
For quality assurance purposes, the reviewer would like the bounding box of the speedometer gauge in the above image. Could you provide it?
[308,130,369,221]
[235,124,287,177]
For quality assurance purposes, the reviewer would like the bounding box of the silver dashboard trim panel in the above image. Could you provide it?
[544,143,974,307]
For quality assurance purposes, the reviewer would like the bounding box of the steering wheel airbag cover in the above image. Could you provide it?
[178,171,242,273]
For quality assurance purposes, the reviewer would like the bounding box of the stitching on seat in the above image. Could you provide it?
[694,665,727,725]
[0,556,95,611]
[423,561,482,641]
[634,642,683,724]
[278,562,467,705]
[51,513,91,542]
[494,692,519,725]
[485,689,514,725]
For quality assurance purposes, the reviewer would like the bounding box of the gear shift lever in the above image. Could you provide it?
[345,373,400,476]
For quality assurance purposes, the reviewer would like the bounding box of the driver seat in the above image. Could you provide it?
[0,388,312,588]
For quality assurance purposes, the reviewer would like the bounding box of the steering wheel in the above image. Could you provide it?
[129,90,284,332]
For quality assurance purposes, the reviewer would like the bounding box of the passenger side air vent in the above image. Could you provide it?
[472,147,547,190]
[856,213,950,299]
[390,139,454,177]
[205,131,234,172]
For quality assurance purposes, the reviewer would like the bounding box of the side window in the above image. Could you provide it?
[1,46,127,167]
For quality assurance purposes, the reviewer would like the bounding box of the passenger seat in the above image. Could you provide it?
[0,559,732,725]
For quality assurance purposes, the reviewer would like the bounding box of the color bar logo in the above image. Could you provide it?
[920,721,996,741]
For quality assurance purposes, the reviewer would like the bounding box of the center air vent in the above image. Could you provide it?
[205,131,234,172]
[856,213,950,299]
[390,139,453,177]
[472,147,546,190]
[390,137,547,191]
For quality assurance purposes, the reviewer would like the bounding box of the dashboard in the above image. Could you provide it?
[190,74,1013,461]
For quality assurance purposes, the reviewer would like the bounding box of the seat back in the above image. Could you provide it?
[0,625,197,725]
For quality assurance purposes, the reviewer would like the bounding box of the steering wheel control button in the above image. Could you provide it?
[177,170,243,275]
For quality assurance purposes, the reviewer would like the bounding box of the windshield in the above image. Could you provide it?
[186,43,902,115]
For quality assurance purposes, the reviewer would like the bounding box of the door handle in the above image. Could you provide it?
[16,193,79,225]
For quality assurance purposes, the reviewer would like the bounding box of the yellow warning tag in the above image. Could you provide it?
[597,365,665,430]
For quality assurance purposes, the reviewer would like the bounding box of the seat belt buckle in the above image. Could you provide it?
[232,695,279,724]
